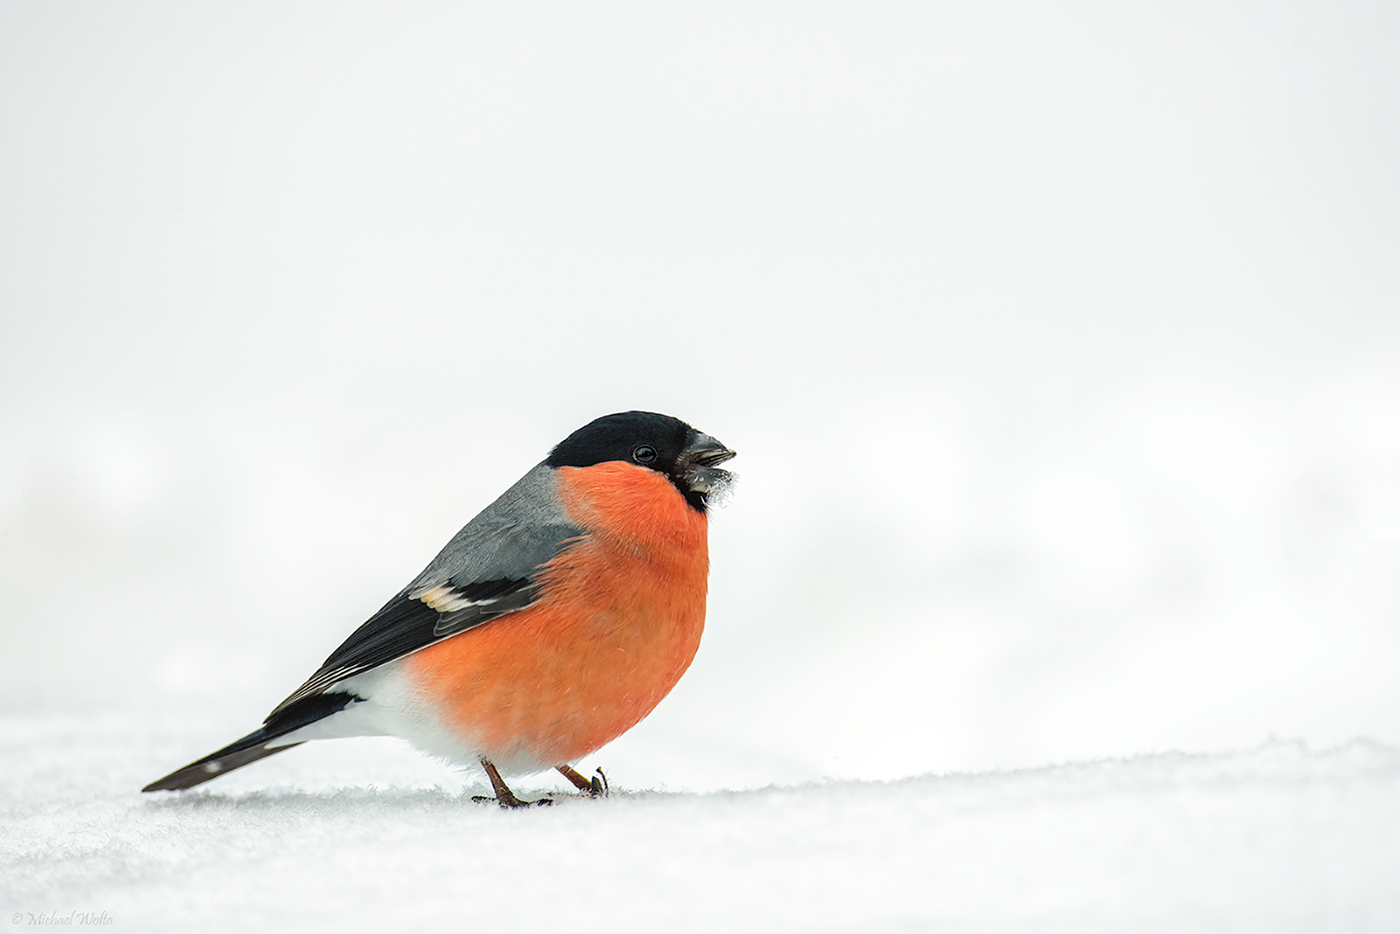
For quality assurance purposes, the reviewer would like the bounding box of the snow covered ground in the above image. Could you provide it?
[4,707,1398,932]
[4,4,1400,930]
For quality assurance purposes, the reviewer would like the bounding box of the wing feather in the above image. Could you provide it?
[268,465,582,718]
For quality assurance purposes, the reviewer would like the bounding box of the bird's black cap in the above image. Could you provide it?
[546,411,696,471]
[546,411,735,512]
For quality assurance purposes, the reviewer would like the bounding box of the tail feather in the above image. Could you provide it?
[142,733,300,792]
[142,691,358,792]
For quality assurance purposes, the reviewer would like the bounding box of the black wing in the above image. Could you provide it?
[269,465,583,717]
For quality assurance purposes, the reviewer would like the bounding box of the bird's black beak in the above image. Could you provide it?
[680,431,737,469]
[677,430,736,508]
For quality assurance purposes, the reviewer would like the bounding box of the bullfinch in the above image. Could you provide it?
[143,411,735,807]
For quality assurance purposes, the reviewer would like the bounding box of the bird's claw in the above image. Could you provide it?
[471,793,552,808]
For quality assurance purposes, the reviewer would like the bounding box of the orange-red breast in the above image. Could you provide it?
[143,411,735,806]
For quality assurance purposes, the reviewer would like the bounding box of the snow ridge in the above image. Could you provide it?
[3,711,1398,932]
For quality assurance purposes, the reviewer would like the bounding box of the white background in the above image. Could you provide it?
[2,1,1398,791]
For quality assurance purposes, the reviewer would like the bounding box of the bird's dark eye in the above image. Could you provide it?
[632,444,658,464]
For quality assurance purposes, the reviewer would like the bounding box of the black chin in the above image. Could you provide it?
[674,466,733,514]
[682,487,709,512]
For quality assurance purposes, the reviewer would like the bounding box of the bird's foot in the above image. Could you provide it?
[472,792,552,808]
[479,757,551,808]
[557,764,610,798]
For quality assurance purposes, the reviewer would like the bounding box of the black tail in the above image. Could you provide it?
[142,732,300,791]
[142,692,358,792]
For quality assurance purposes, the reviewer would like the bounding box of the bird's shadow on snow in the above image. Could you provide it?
[134,784,715,817]
[133,737,1400,820]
